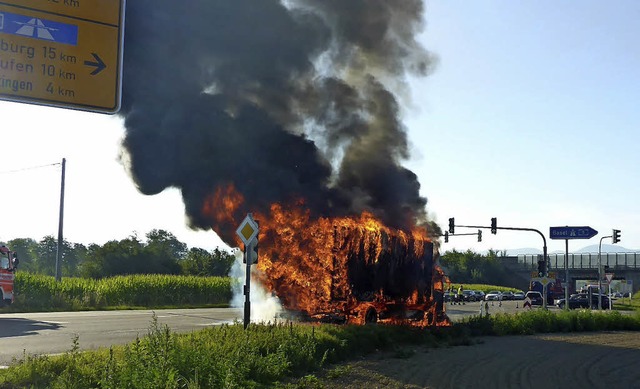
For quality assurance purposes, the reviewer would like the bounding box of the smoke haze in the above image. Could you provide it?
[119,0,437,243]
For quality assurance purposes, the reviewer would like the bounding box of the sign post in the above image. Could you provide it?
[0,0,125,113]
[549,226,598,310]
[236,213,259,329]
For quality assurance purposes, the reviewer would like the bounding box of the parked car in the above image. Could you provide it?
[512,291,526,300]
[500,291,514,300]
[444,291,453,302]
[474,290,485,301]
[462,290,479,302]
[485,291,501,301]
[556,293,611,310]
[524,291,544,306]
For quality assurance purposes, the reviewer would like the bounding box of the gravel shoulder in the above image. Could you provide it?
[302,331,640,389]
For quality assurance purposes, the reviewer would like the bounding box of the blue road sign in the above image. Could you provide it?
[549,226,598,240]
[1,11,78,45]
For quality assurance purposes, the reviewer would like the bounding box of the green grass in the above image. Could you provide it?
[2,309,639,388]
[11,273,233,312]
[0,317,453,389]
[450,283,523,293]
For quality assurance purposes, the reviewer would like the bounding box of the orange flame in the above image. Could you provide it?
[203,184,450,327]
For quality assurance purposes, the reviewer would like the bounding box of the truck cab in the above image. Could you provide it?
[0,245,17,306]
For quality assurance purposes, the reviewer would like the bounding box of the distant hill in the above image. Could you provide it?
[575,244,637,253]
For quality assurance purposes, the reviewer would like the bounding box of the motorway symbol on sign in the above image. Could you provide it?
[0,0,125,113]
[549,226,598,240]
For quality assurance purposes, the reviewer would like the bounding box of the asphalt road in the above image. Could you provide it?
[444,299,552,322]
[0,301,556,368]
[0,308,242,367]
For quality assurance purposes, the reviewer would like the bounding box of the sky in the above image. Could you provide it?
[1,1,638,254]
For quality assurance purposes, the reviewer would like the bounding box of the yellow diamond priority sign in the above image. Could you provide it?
[236,214,259,246]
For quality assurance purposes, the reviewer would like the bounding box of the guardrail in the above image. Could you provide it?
[516,252,640,270]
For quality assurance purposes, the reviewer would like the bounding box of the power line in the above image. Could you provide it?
[0,162,61,175]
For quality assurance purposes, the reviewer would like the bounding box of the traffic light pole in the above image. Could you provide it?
[598,234,612,311]
[455,224,549,308]
[441,231,482,242]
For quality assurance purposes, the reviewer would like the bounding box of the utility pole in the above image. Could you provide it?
[55,158,66,282]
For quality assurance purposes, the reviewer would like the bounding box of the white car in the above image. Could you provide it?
[484,291,502,301]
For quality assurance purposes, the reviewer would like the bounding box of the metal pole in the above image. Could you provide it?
[457,223,549,308]
[244,241,251,329]
[542,242,548,309]
[564,239,569,310]
[55,158,66,282]
[597,235,612,310]
[598,237,603,310]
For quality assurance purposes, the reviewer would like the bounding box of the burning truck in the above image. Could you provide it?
[204,195,450,327]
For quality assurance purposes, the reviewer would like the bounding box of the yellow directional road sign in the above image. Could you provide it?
[0,0,125,113]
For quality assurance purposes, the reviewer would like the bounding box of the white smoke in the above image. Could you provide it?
[230,248,283,322]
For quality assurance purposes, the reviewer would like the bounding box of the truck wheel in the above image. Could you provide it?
[426,311,435,326]
[364,307,378,324]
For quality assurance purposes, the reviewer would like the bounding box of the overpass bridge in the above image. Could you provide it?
[503,252,640,294]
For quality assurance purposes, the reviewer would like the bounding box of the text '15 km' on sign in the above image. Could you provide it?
[0,0,125,114]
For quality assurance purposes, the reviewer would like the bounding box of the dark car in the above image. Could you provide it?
[474,290,485,301]
[556,293,611,310]
[462,290,479,302]
[500,291,514,301]
[524,291,544,306]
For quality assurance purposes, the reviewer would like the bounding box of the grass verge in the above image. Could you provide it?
[2,309,639,388]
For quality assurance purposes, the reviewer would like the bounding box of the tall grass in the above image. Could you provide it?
[0,318,445,388]
[1,310,639,388]
[12,273,233,311]
[462,309,640,336]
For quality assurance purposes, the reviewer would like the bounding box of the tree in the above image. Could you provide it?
[180,247,235,277]
[145,229,187,259]
[35,236,58,276]
[6,238,38,272]
[440,249,513,286]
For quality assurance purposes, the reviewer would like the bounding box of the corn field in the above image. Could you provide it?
[13,273,233,311]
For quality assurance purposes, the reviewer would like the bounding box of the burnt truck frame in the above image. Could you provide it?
[295,231,448,326]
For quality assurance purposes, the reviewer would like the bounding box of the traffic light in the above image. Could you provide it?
[245,238,259,265]
[613,229,621,244]
[477,230,482,242]
[537,260,547,277]
[448,218,455,234]
[444,231,449,243]
[491,217,497,234]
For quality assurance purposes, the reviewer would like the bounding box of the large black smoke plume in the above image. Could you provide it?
[119,0,437,243]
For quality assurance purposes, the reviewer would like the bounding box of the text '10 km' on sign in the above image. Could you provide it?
[0,0,125,114]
